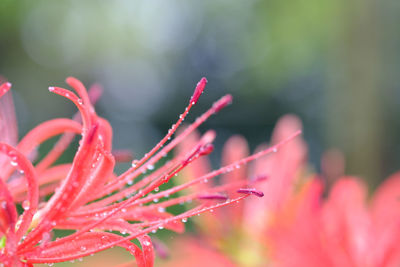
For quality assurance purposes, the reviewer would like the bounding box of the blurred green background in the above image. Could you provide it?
[1,0,399,189]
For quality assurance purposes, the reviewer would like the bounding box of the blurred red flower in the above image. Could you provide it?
[159,115,307,266]
[268,173,400,267]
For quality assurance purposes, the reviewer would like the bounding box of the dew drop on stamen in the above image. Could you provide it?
[147,164,154,171]
[131,160,139,168]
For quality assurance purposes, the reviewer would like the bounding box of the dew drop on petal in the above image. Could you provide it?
[157,207,165,213]
[22,200,30,210]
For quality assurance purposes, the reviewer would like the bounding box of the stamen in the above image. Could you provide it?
[198,194,228,201]
[190,77,207,105]
[199,143,214,156]
[237,188,264,198]
[119,78,209,178]
[212,94,232,113]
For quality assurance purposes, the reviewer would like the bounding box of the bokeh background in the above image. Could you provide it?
[0,0,399,264]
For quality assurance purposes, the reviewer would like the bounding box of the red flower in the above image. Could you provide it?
[0,78,300,266]
[268,173,400,267]
[159,115,306,266]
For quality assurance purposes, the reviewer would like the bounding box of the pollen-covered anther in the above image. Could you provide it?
[190,77,208,105]
[237,188,264,198]
[197,193,228,201]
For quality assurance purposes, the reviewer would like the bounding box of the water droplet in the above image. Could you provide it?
[22,200,30,210]
[154,187,159,192]
[10,160,17,167]
[147,164,154,170]
[153,198,159,203]
[143,241,151,246]
[158,226,164,230]
[203,179,208,183]
[272,147,277,153]
[131,160,139,168]
[181,218,187,223]
[80,246,86,251]
[157,207,165,213]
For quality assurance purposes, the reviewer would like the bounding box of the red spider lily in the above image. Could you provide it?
[159,115,306,266]
[0,78,300,266]
[268,173,400,267]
